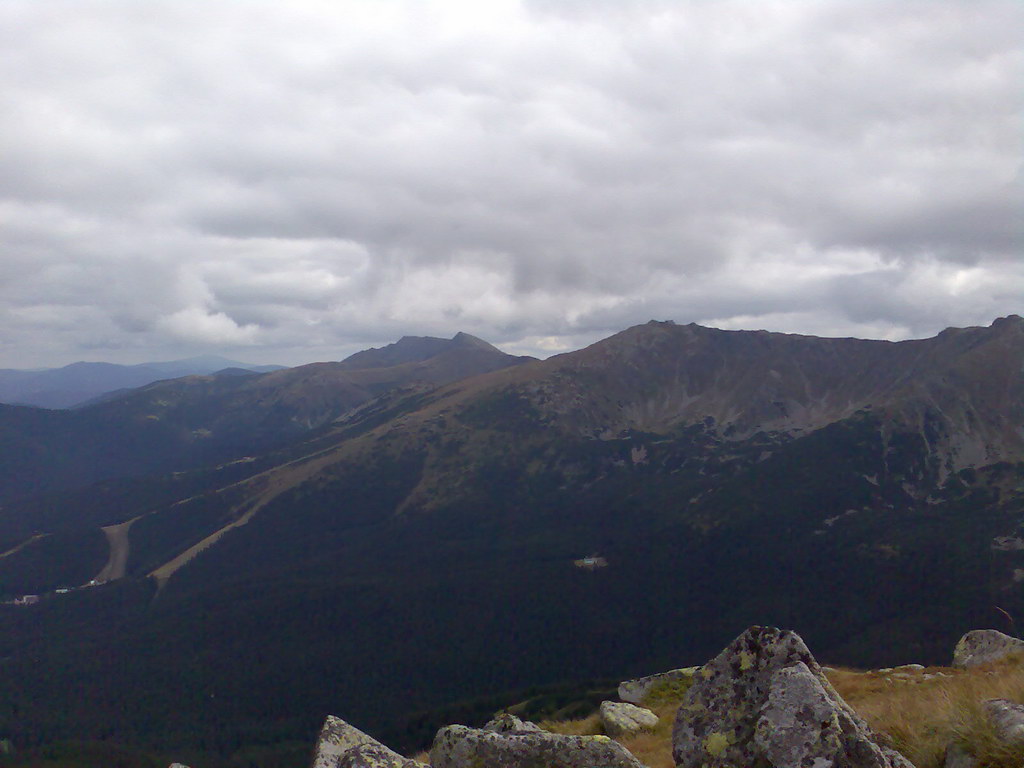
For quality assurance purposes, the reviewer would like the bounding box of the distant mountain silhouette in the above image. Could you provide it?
[0,355,284,409]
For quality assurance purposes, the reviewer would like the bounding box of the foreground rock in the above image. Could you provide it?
[673,626,912,768]
[952,629,1024,668]
[311,715,424,768]
[430,724,645,768]
[982,698,1024,744]
[338,744,423,768]
[483,713,544,733]
[600,701,659,738]
[618,667,699,704]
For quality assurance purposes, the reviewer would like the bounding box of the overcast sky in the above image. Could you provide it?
[1,0,1020,367]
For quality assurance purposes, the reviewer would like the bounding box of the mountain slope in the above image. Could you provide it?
[0,333,532,510]
[0,318,1021,763]
[0,356,283,410]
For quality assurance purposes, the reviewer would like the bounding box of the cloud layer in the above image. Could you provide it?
[1,0,1021,366]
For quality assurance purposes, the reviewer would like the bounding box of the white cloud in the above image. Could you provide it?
[0,0,1020,367]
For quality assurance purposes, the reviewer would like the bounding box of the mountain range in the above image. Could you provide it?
[0,355,285,410]
[0,318,1021,766]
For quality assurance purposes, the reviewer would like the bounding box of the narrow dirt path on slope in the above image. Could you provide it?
[93,518,139,583]
[148,449,345,589]
[0,533,48,560]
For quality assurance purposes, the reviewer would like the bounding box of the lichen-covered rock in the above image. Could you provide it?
[672,626,913,768]
[337,743,423,768]
[952,630,1024,668]
[311,715,424,768]
[430,723,645,768]
[600,701,659,738]
[618,667,699,704]
[483,713,544,733]
[982,698,1024,744]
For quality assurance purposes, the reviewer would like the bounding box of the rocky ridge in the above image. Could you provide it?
[303,625,1024,768]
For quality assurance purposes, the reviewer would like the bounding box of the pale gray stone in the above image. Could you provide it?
[617,666,699,704]
[430,723,645,768]
[982,698,1024,744]
[600,700,659,738]
[952,630,1024,668]
[310,715,424,768]
[483,713,544,733]
[338,744,423,768]
[943,743,977,768]
[672,626,913,768]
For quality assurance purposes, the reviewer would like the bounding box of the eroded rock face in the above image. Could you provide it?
[337,743,423,768]
[600,701,659,738]
[483,713,544,733]
[310,715,424,768]
[982,699,1024,744]
[430,723,645,768]
[952,630,1024,668]
[943,743,976,768]
[618,667,699,705]
[672,626,912,768]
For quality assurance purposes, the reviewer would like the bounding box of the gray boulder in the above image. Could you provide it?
[672,626,912,768]
[600,701,659,738]
[430,723,645,768]
[943,743,975,768]
[952,630,1024,668]
[483,713,544,733]
[310,715,424,768]
[982,698,1024,744]
[338,744,423,768]
[618,666,699,704]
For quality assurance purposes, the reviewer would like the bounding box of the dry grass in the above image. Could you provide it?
[827,656,1024,768]
[410,655,1024,767]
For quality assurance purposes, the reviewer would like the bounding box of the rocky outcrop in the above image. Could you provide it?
[600,701,658,738]
[430,723,645,768]
[952,630,1024,668]
[672,626,912,768]
[981,698,1024,744]
[483,713,544,733]
[943,743,975,768]
[310,715,424,768]
[337,744,423,768]
[618,666,699,704]
[941,699,1024,768]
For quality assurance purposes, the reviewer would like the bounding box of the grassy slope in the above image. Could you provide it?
[501,655,1024,768]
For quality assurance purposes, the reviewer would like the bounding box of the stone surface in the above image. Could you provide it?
[982,698,1024,744]
[337,744,423,768]
[943,743,976,768]
[430,724,645,768]
[168,764,191,768]
[311,715,423,768]
[618,666,699,704]
[483,713,544,733]
[672,626,913,768]
[600,700,659,738]
[952,630,1024,668]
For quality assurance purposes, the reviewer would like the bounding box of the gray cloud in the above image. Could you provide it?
[0,0,1020,367]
